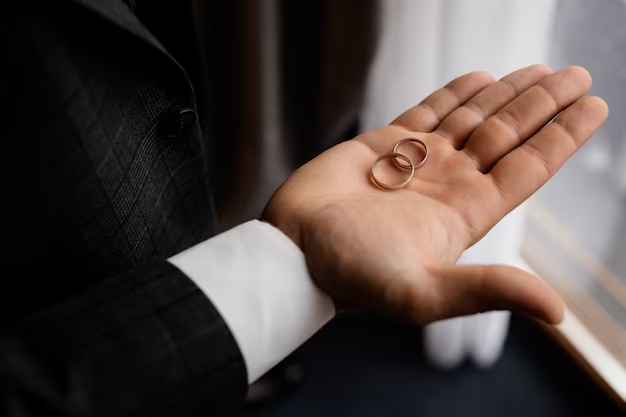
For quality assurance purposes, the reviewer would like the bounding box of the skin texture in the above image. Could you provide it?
[263,65,609,326]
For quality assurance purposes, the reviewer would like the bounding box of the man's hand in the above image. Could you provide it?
[263,65,608,325]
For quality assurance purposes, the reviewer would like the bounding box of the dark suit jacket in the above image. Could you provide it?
[1,1,247,415]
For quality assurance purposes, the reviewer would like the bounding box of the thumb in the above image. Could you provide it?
[429,264,564,324]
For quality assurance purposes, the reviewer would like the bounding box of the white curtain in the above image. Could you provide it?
[361,0,557,368]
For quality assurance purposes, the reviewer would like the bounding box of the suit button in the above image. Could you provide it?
[164,108,197,139]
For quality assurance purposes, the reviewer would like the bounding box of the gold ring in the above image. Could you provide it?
[370,152,415,190]
[392,138,429,169]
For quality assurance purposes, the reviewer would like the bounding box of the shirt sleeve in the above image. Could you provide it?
[168,220,336,383]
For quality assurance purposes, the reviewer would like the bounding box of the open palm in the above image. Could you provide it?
[264,65,608,325]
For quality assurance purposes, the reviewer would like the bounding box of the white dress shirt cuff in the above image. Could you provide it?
[168,220,335,383]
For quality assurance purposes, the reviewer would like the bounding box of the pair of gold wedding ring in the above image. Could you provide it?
[370,138,429,190]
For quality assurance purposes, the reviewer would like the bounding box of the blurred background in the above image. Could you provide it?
[149,0,626,415]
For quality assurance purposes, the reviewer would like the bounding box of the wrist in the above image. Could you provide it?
[261,199,304,252]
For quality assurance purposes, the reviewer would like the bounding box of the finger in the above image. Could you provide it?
[464,66,593,172]
[392,71,495,133]
[435,64,553,149]
[428,264,564,324]
[489,96,608,212]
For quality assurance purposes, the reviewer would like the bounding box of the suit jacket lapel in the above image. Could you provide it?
[72,0,177,64]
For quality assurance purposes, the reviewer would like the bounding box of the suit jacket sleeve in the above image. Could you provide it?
[0,261,247,417]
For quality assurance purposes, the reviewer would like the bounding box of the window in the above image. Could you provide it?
[521,0,626,402]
